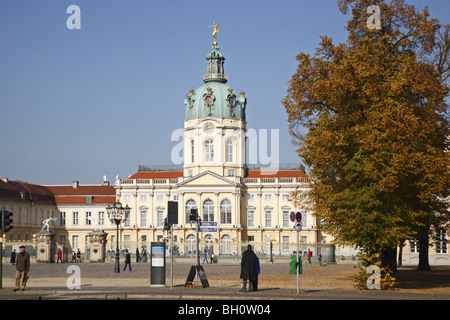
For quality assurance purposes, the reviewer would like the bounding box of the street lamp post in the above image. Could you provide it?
[106,200,131,273]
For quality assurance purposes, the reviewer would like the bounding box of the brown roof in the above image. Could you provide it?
[0,180,116,205]
[53,195,116,205]
[0,180,55,204]
[45,185,115,196]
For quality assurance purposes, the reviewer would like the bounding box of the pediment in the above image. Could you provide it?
[178,171,237,188]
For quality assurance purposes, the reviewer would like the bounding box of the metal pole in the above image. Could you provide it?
[115,222,120,273]
[172,225,174,288]
[195,218,199,286]
[0,209,4,289]
[296,230,300,294]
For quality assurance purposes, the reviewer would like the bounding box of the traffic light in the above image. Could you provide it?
[3,210,13,233]
[163,217,171,231]
[189,209,198,222]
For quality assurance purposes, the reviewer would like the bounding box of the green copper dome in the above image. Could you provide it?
[184,45,247,121]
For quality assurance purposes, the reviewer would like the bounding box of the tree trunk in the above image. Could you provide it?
[418,226,431,271]
[397,241,404,267]
[381,246,397,273]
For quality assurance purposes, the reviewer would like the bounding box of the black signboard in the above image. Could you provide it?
[184,265,209,288]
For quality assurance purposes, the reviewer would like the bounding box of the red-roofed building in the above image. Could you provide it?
[0,178,116,253]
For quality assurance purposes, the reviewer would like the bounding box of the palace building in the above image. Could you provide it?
[114,33,320,257]
[1,26,447,265]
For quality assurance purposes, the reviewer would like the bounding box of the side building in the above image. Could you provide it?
[0,177,115,261]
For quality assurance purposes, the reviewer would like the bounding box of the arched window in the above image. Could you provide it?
[205,139,214,162]
[185,199,197,222]
[186,234,196,256]
[220,199,232,224]
[220,234,231,255]
[202,199,214,221]
[225,140,233,162]
[204,234,213,251]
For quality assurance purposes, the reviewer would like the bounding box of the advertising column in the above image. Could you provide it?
[150,242,166,287]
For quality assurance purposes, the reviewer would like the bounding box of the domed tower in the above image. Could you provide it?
[183,24,247,178]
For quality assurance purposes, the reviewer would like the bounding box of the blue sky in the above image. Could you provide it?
[0,0,448,185]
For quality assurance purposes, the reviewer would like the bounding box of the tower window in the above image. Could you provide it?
[191,140,195,163]
[226,140,233,162]
[205,139,214,162]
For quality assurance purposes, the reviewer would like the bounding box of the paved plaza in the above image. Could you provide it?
[0,258,449,300]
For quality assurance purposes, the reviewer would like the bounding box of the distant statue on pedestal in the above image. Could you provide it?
[42,218,57,232]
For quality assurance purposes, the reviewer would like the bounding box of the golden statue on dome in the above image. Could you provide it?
[209,22,219,46]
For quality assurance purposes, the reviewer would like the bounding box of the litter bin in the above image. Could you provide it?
[290,255,302,274]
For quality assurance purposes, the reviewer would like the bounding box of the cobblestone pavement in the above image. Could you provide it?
[0,259,449,300]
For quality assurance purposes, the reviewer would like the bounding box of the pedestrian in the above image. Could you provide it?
[14,246,30,292]
[252,255,260,291]
[239,244,257,292]
[123,249,132,271]
[136,248,140,263]
[57,248,62,263]
[203,247,209,264]
[307,249,312,264]
[71,251,76,263]
[209,249,214,264]
[318,253,322,266]
[10,249,16,264]
[141,248,147,263]
[76,249,81,263]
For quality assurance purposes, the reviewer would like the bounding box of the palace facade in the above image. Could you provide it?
[1,33,448,265]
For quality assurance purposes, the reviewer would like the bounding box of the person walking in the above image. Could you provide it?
[10,249,16,264]
[71,251,76,263]
[203,247,209,264]
[123,249,132,271]
[307,249,312,264]
[136,248,140,263]
[57,248,62,263]
[14,246,30,292]
[76,249,81,263]
[318,253,322,266]
[239,244,257,292]
[141,248,147,263]
[252,255,260,291]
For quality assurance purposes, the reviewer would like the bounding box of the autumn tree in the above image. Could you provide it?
[283,0,450,271]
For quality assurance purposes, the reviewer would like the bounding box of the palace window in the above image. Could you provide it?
[226,140,233,162]
[282,210,290,228]
[265,210,272,228]
[85,211,92,225]
[220,199,232,224]
[98,211,105,225]
[203,199,214,221]
[72,211,79,225]
[140,210,147,227]
[436,230,448,254]
[157,210,164,227]
[205,139,214,162]
[59,212,66,226]
[410,239,419,253]
[247,210,255,228]
[185,199,197,222]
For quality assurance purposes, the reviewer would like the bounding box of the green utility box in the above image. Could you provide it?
[290,255,302,274]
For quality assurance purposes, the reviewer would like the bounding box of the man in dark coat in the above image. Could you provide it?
[14,246,30,291]
[240,245,257,292]
[123,249,132,271]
